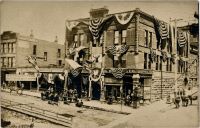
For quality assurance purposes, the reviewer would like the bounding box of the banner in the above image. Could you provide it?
[115,11,134,25]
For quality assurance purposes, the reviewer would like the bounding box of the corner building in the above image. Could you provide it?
[65,8,190,101]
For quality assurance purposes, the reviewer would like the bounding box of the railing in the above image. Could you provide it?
[1,98,73,127]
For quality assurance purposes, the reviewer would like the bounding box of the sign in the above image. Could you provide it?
[2,39,17,43]
[143,86,151,99]
[104,68,152,74]
[6,74,36,81]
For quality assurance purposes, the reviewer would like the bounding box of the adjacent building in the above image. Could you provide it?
[1,31,65,89]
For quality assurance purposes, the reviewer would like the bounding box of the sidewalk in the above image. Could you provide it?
[1,88,154,114]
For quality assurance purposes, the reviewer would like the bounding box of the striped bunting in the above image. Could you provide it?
[111,68,126,79]
[89,18,103,40]
[177,31,186,48]
[66,21,80,31]
[89,16,113,40]
[70,67,82,77]
[158,21,169,40]
[115,12,134,25]
[107,45,129,56]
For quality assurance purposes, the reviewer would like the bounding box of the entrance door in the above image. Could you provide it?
[92,82,101,100]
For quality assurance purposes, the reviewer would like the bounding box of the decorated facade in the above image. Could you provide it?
[65,7,191,101]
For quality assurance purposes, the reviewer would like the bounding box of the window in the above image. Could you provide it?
[144,53,148,69]
[149,32,152,47]
[4,43,7,53]
[11,57,13,67]
[13,43,16,53]
[166,58,169,71]
[33,45,37,55]
[57,49,61,58]
[144,30,148,47]
[170,60,172,71]
[113,56,119,68]
[156,55,159,70]
[74,34,78,47]
[1,57,5,67]
[8,43,10,53]
[79,34,84,46]
[44,52,47,61]
[148,54,151,69]
[114,31,119,44]
[122,30,127,44]
[121,55,126,68]
[159,56,162,71]
[58,60,62,66]
[1,44,5,53]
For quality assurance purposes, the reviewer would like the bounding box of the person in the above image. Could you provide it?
[187,87,193,105]
[125,90,131,106]
[76,99,83,107]
[133,86,139,109]
[174,87,181,108]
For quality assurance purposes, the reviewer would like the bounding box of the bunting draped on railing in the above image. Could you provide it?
[150,48,157,63]
[111,68,126,79]
[107,45,129,57]
[161,51,167,62]
[89,16,113,40]
[115,11,134,25]
[171,54,176,64]
[177,31,187,48]
[90,68,104,82]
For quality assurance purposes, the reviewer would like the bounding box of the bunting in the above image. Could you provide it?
[27,56,39,72]
[107,45,129,57]
[115,12,134,25]
[70,67,82,77]
[161,51,167,62]
[111,68,126,79]
[90,68,104,82]
[154,17,169,41]
[177,31,186,48]
[89,16,113,40]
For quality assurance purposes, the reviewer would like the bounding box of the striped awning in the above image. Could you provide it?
[177,31,186,47]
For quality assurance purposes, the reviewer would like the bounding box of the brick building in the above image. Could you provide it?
[1,31,65,89]
[65,7,193,101]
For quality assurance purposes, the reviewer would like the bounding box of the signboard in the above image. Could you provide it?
[6,74,36,81]
[143,86,151,99]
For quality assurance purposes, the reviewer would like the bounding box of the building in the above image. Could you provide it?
[178,23,199,88]
[1,31,65,90]
[65,7,193,101]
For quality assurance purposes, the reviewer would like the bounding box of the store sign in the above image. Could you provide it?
[143,86,151,99]
[104,69,152,74]
[6,74,36,81]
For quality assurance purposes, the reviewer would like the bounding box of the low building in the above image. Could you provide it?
[1,31,65,90]
[65,7,195,101]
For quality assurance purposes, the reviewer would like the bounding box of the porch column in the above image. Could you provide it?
[88,76,92,100]
[100,76,105,101]
[64,70,68,91]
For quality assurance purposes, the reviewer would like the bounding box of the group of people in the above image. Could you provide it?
[171,86,193,108]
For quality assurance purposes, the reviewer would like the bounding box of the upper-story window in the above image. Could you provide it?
[122,30,127,44]
[79,34,84,46]
[144,53,148,69]
[156,55,159,70]
[44,52,47,61]
[73,34,78,47]
[144,30,148,47]
[57,49,61,58]
[114,31,119,44]
[149,32,152,47]
[33,45,37,55]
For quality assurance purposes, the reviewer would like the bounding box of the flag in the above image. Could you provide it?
[27,56,39,72]
[66,21,80,31]
[177,31,186,47]
[115,11,134,25]
[65,59,83,77]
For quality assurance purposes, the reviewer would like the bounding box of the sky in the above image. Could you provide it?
[0,1,198,44]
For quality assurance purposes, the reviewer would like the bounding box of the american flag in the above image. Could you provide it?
[177,31,186,47]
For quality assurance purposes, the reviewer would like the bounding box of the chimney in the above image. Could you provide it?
[30,30,34,38]
[55,36,58,43]
[89,6,109,19]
